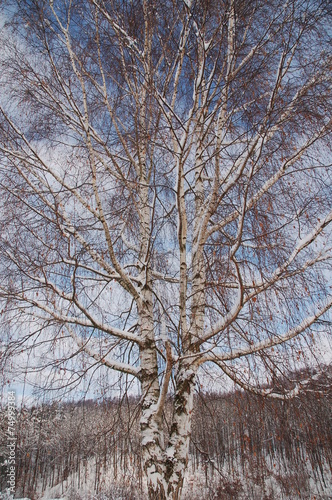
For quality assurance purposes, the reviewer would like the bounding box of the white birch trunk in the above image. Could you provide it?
[139,294,168,498]
[164,362,197,499]
[140,362,197,499]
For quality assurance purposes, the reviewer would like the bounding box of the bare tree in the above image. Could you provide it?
[0,0,331,498]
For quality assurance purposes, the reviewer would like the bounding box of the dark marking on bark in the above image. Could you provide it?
[170,421,178,436]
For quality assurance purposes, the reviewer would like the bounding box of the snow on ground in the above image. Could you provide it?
[2,453,331,500]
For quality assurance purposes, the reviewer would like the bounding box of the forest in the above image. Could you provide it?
[1,367,332,499]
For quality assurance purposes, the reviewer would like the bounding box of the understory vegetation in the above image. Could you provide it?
[1,368,331,499]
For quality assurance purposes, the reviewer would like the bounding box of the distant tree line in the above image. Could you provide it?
[0,368,331,499]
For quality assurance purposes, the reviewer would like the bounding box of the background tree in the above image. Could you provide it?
[0,0,331,498]
[1,374,331,498]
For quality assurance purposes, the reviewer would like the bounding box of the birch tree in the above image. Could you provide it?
[0,0,331,498]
